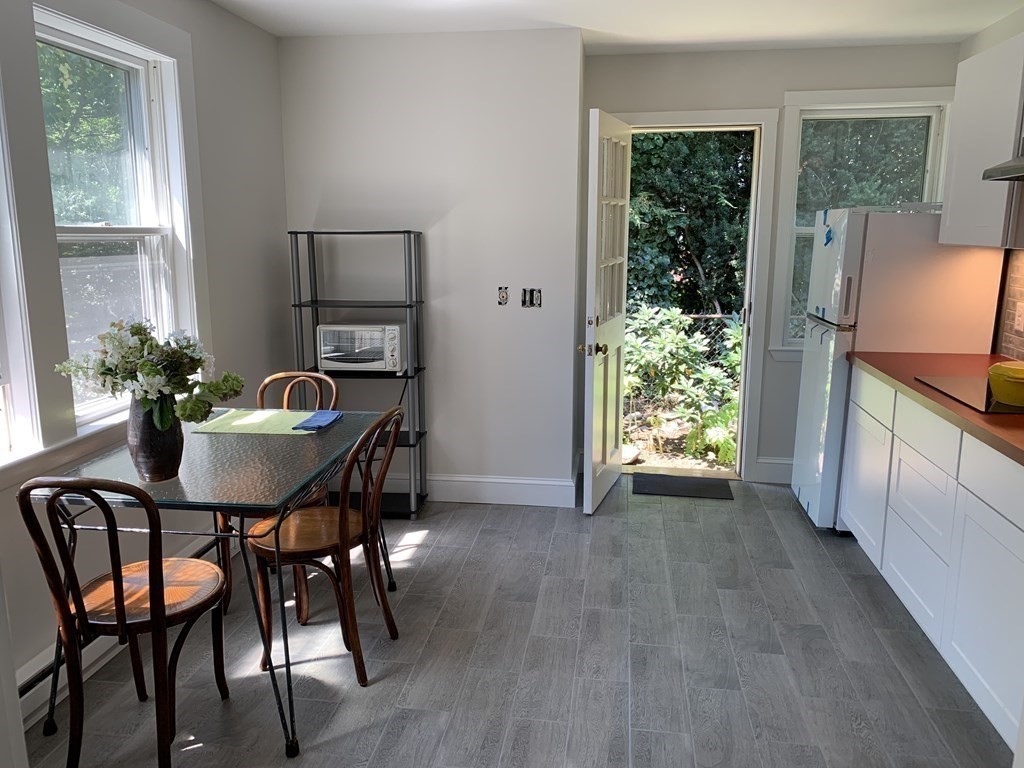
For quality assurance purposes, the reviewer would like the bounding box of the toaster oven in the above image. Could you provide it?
[317,324,406,373]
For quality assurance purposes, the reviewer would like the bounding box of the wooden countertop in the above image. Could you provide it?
[849,352,1024,466]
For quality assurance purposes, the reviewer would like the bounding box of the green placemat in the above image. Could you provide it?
[193,409,316,435]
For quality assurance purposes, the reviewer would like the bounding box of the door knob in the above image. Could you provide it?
[595,343,609,355]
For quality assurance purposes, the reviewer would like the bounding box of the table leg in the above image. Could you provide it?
[236,525,300,757]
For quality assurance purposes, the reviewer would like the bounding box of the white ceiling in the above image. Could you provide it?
[208,0,1024,54]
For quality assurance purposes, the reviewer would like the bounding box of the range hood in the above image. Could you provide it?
[982,156,1024,181]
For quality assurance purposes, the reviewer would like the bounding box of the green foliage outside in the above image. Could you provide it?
[628,131,753,315]
[37,41,136,225]
[623,306,742,465]
[795,116,930,227]
[624,131,753,466]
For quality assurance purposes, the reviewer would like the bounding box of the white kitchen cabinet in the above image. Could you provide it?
[838,403,892,567]
[939,32,1024,248]
[883,507,949,644]
[942,487,1024,745]
[887,438,958,562]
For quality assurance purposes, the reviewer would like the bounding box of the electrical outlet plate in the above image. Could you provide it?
[521,288,542,308]
[1016,302,1024,333]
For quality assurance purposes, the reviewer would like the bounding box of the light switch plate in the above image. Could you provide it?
[1016,302,1024,332]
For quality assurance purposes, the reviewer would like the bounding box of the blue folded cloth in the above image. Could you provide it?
[292,410,343,431]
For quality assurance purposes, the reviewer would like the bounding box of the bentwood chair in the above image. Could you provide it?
[247,407,403,686]
[18,477,229,768]
[216,371,338,620]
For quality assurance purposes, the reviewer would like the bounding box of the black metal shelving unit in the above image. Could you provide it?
[289,229,426,518]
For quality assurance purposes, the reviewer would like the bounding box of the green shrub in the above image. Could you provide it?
[623,304,742,464]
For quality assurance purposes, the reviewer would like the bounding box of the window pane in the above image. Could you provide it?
[789,233,814,339]
[37,42,138,226]
[788,114,933,342]
[795,116,931,226]
[59,240,146,410]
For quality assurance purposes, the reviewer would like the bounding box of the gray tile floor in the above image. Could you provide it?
[25,478,1014,767]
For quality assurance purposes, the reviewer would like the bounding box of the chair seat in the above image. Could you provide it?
[78,558,226,633]
[247,506,365,560]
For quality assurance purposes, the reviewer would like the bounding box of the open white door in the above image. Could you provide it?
[582,109,631,514]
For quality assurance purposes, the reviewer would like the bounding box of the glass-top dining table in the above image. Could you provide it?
[35,408,382,759]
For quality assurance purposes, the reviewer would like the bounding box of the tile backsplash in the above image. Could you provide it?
[998,249,1024,360]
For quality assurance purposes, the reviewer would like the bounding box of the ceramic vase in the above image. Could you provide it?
[126,396,184,482]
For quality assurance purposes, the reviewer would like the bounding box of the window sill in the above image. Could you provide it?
[769,346,803,363]
[0,412,128,492]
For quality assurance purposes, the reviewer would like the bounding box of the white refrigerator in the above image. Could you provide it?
[791,207,1003,528]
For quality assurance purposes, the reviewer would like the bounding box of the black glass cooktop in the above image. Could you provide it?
[915,375,1024,414]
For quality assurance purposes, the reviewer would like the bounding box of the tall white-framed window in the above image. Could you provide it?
[770,88,952,356]
[35,10,197,425]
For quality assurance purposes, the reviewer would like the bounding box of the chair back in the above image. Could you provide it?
[17,477,167,647]
[257,371,338,411]
[337,407,404,546]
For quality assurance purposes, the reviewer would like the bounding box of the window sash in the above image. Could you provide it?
[56,230,175,425]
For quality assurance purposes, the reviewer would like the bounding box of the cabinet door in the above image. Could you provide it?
[882,508,948,644]
[943,487,1024,745]
[838,403,892,567]
[888,439,957,562]
[939,33,1024,248]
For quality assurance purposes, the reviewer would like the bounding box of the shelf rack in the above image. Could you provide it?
[288,229,426,517]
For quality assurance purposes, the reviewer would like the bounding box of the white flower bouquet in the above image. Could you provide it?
[56,320,244,429]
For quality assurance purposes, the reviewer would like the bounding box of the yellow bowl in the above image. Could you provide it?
[989,361,1024,406]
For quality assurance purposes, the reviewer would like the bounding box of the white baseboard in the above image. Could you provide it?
[743,456,793,485]
[426,474,576,507]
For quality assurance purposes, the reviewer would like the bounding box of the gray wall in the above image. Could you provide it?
[278,28,585,505]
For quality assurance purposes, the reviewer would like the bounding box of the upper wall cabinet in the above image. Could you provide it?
[939,33,1024,248]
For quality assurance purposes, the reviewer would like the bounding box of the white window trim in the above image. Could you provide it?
[769,87,954,361]
[0,88,41,457]
[0,0,209,481]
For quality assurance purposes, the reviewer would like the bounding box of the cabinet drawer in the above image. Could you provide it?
[893,393,962,477]
[959,433,1024,531]
[850,367,896,430]
[838,403,892,568]
[888,439,957,562]
[942,487,1024,744]
[882,508,948,644]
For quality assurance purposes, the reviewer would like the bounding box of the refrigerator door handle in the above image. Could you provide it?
[842,275,855,317]
[804,312,855,333]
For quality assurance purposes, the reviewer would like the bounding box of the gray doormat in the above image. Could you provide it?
[632,473,734,500]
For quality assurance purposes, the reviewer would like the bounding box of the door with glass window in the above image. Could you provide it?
[582,109,631,515]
